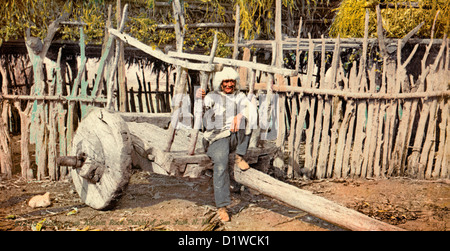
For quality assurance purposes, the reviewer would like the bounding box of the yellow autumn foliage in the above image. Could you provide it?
[329,0,449,38]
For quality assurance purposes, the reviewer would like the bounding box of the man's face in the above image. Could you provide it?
[221,79,236,94]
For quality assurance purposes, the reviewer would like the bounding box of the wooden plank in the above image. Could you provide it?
[168,51,297,76]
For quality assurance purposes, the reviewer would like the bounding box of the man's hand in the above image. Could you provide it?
[196,88,206,99]
[230,113,244,132]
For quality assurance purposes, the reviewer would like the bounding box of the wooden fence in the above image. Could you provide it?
[126,68,172,113]
[0,10,171,180]
[249,8,449,180]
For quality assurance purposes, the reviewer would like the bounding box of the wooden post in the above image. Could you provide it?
[188,33,218,155]
[287,18,302,178]
[26,4,72,180]
[13,100,33,180]
[140,69,151,113]
[129,88,137,112]
[136,76,144,112]
[92,5,113,99]
[433,38,449,178]
[358,9,372,178]
[232,4,240,60]
[106,4,128,110]
[304,34,318,177]
[420,37,446,179]
[0,63,12,179]
[47,49,63,181]
[238,48,251,90]
[407,11,440,177]
[310,35,325,177]
[117,0,127,112]
[317,35,339,179]
[275,0,286,149]
[67,27,87,156]
[165,0,187,152]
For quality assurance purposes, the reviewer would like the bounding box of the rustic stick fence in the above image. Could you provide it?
[0,5,171,181]
[251,8,449,180]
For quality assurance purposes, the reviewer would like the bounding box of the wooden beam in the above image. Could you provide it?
[167,51,297,76]
[0,94,107,103]
[233,167,405,231]
[109,29,223,72]
[156,23,235,29]
[251,83,450,100]
[229,38,446,51]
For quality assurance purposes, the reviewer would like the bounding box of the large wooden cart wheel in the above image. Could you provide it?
[69,108,132,210]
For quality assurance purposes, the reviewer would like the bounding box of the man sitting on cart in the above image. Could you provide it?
[196,67,256,222]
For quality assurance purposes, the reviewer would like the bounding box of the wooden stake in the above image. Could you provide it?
[117,0,127,112]
[0,64,12,179]
[188,33,218,155]
[106,4,129,110]
[232,4,240,60]
[286,18,302,178]
[13,100,33,180]
[317,35,338,179]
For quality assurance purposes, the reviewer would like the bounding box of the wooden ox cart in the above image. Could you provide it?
[58,107,403,231]
[57,3,403,231]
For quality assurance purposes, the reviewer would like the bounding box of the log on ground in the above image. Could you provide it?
[233,167,405,231]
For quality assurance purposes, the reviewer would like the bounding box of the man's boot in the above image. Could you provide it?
[235,154,250,171]
[217,207,230,222]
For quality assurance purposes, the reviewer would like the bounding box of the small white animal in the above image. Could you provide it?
[28,192,51,208]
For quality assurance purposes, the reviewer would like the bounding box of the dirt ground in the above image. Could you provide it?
[0,135,449,231]
[1,167,448,231]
